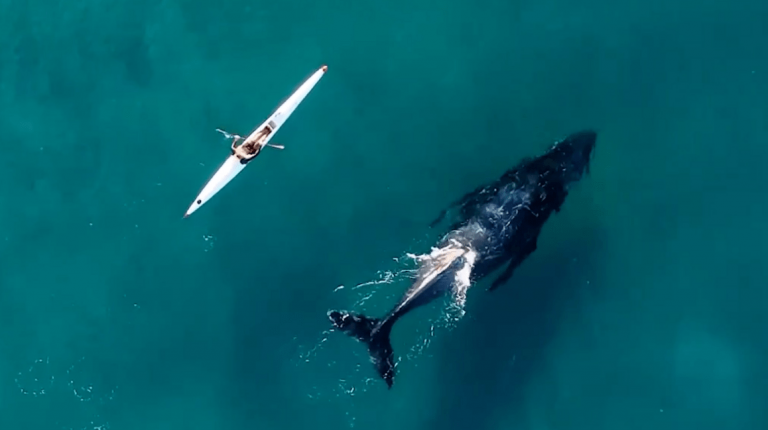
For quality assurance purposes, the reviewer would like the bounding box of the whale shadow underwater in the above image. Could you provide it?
[327,130,597,388]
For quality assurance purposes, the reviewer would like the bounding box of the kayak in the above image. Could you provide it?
[184,65,328,218]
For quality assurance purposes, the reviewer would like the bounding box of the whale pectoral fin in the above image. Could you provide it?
[488,260,517,292]
[488,239,538,291]
[428,208,450,228]
[430,169,523,229]
[429,183,499,228]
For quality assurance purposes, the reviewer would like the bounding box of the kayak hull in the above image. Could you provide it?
[184,65,328,217]
[184,155,245,217]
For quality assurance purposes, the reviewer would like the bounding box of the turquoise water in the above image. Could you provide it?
[1,0,767,429]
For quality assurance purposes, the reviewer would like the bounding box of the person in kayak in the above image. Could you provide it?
[231,127,270,164]
[231,137,261,164]
[230,125,285,164]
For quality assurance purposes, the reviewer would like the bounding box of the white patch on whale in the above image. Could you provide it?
[405,239,478,322]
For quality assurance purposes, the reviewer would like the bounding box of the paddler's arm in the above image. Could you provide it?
[231,138,245,156]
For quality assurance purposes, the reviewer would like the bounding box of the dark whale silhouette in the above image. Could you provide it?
[328,130,597,388]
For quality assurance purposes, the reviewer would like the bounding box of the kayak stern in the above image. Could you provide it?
[185,155,247,217]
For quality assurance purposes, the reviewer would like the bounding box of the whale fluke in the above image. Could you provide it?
[328,310,396,388]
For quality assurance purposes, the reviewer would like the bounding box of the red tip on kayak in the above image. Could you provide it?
[321,65,328,72]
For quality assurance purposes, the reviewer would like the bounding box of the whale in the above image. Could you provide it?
[328,130,597,388]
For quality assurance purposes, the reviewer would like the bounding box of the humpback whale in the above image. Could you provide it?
[328,130,597,388]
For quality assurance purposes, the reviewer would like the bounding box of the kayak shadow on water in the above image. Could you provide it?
[426,222,606,430]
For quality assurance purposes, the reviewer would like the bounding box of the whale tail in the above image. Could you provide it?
[328,310,396,388]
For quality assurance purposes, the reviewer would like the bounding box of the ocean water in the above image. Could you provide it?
[1,0,767,429]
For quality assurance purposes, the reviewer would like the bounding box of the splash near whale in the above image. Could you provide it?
[328,130,597,388]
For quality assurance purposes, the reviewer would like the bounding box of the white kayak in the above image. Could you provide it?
[184,65,328,218]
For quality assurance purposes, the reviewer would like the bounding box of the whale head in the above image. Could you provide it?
[544,130,597,185]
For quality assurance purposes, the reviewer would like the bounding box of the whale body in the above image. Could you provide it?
[328,130,597,388]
